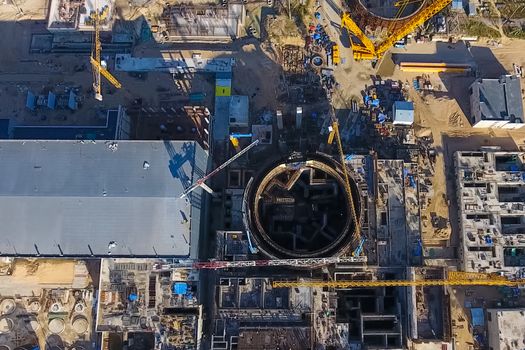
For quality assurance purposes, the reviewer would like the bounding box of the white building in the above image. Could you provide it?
[393,101,414,126]
[455,149,525,276]
[487,309,525,350]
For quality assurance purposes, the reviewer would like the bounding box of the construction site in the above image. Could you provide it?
[0,259,97,349]
[1,0,525,347]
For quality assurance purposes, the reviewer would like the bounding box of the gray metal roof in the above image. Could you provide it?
[0,140,207,257]
[473,75,524,122]
[393,101,414,125]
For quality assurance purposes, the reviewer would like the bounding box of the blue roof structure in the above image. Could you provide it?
[451,0,463,10]
[173,282,188,295]
[26,91,36,111]
[47,91,56,110]
[471,308,484,326]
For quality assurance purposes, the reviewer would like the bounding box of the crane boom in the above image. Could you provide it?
[90,58,122,88]
[193,256,366,269]
[152,256,367,271]
[341,12,376,59]
[328,120,361,247]
[341,0,452,60]
[272,271,525,288]
[90,0,121,100]
[180,139,260,198]
[375,0,452,57]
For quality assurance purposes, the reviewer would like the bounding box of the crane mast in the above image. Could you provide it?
[90,0,122,101]
[92,1,102,101]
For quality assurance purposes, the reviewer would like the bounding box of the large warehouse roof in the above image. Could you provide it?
[0,140,208,257]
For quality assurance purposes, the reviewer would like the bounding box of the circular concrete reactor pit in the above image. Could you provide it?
[244,154,361,259]
[358,0,425,19]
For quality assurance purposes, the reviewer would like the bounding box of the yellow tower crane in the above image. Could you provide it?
[90,0,121,101]
[341,0,453,60]
[272,271,525,288]
[327,118,361,253]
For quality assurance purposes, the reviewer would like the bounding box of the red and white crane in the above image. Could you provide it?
[180,139,260,198]
[154,255,367,271]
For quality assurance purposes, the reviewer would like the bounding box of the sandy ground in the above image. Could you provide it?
[0,0,281,127]
[326,39,525,246]
[0,259,86,295]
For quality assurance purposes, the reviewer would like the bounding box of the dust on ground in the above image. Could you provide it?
[331,40,525,246]
[0,259,92,295]
[448,284,525,349]
[0,0,282,128]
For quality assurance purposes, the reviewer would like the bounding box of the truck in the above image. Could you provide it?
[332,44,340,65]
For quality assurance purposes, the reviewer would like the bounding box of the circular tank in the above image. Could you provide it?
[49,303,62,313]
[0,345,11,350]
[48,318,65,334]
[357,0,426,20]
[0,318,14,334]
[72,316,88,335]
[28,301,40,313]
[311,55,324,67]
[244,153,361,259]
[74,303,85,313]
[0,299,16,316]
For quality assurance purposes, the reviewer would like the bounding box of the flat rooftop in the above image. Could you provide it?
[0,140,208,257]
[472,75,524,122]
[487,308,525,350]
[455,150,525,275]
[159,4,245,40]
[47,0,115,31]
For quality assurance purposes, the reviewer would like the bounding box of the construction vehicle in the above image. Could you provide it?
[331,44,341,65]
[341,0,453,60]
[90,0,121,101]
[327,118,361,248]
[229,133,253,149]
[272,271,525,288]
[179,139,260,198]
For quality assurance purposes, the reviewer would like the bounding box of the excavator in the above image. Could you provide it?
[341,0,453,60]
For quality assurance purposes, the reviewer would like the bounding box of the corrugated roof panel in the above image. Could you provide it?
[0,140,207,257]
